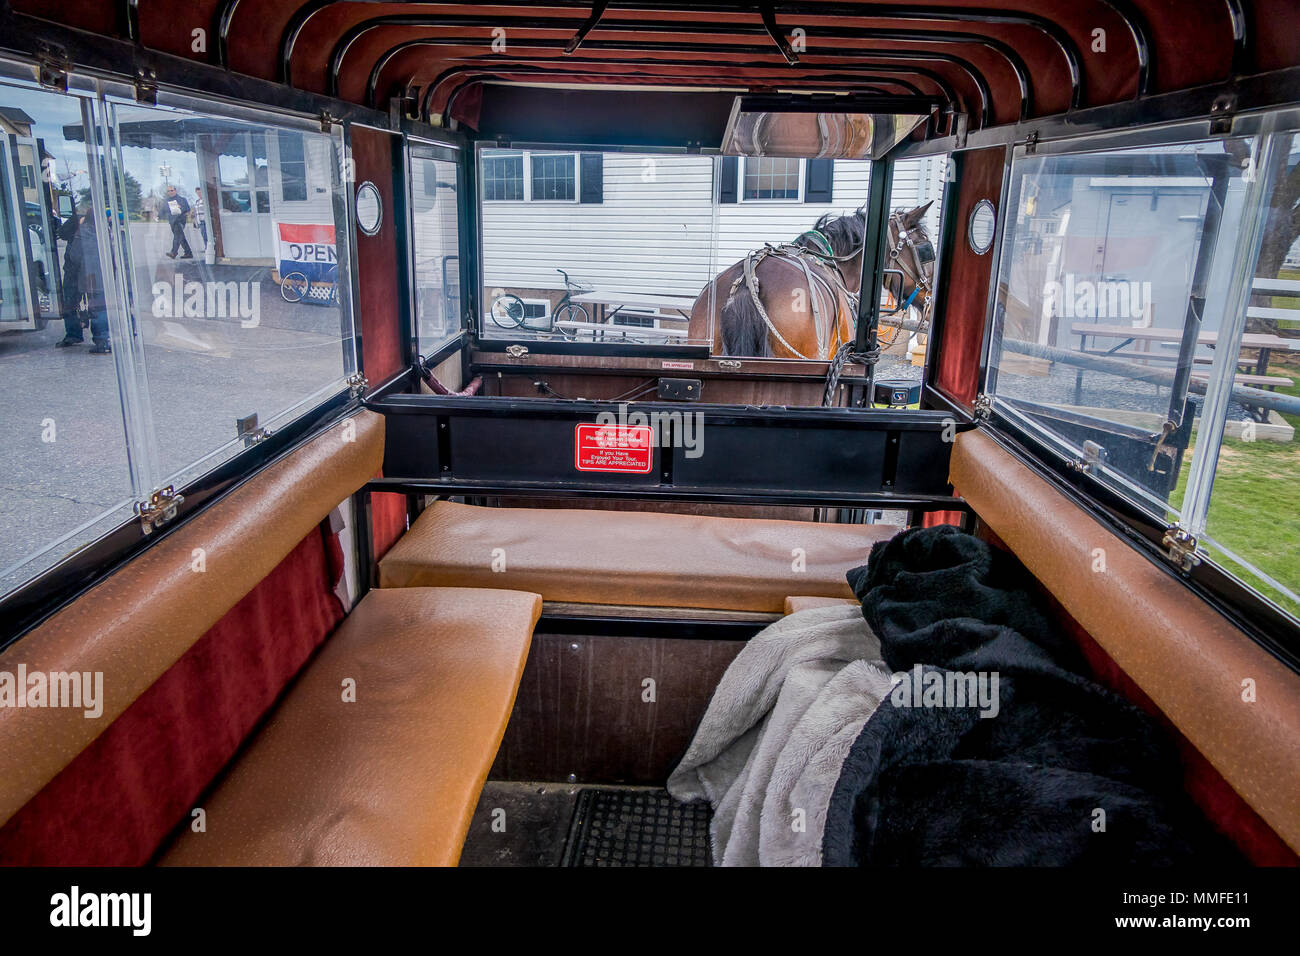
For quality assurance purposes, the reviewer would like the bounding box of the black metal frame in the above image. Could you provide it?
[367,393,969,509]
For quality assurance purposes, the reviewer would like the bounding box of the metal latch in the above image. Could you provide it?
[1023,130,1040,155]
[134,67,157,105]
[1069,439,1108,476]
[346,372,368,399]
[136,486,184,536]
[319,110,337,133]
[718,359,742,370]
[505,344,529,358]
[1162,525,1202,573]
[972,393,993,419]
[236,413,271,446]
[36,44,69,91]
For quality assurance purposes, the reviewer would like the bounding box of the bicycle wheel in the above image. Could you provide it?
[280,272,309,303]
[554,302,588,339]
[489,294,528,329]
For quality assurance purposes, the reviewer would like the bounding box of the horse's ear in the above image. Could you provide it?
[903,201,934,228]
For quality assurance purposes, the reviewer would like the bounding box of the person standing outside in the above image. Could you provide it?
[164,184,193,260]
[193,186,207,250]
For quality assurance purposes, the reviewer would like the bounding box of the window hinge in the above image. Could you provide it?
[134,67,157,105]
[136,486,184,536]
[972,393,993,419]
[505,344,529,358]
[346,372,368,399]
[1162,525,1203,573]
[319,110,337,134]
[36,44,69,91]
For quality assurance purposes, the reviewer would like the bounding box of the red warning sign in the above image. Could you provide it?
[574,423,654,473]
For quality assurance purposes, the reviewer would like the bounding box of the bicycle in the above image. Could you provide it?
[489,268,590,338]
[280,265,340,306]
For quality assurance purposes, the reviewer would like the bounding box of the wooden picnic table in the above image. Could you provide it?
[570,290,697,324]
[555,319,689,343]
[1071,321,1298,418]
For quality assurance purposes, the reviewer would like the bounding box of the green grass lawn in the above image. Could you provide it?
[1172,378,1300,617]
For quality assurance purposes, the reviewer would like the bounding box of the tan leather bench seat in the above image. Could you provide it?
[161,586,542,867]
[378,502,898,613]
[784,595,861,614]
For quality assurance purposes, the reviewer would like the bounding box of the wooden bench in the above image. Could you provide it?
[378,501,899,614]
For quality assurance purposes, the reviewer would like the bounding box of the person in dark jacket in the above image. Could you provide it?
[77,209,111,354]
[54,209,85,348]
[52,205,109,352]
[163,185,193,259]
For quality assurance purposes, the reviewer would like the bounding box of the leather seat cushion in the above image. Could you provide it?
[160,586,541,866]
[378,502,898,613]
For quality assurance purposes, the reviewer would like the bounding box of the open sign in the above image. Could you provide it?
[275,222,337,282]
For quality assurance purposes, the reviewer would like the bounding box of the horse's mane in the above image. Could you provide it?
[795,210,867,258]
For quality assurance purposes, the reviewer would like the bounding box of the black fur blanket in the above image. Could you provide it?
[821,526,1232,866]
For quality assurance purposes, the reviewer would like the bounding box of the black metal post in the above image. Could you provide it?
[856,157,896,400]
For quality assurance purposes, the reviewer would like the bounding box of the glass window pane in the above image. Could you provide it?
[0,82,136,595]
[873,155,948,404]
[409,151,460,355]
[482,150,523,201]
[743,158,800,200]
[529,153,575,201]
[107,100,355,488]
[480,150,718,347]
[1199,128,1300,618]
[987,139,1251,519]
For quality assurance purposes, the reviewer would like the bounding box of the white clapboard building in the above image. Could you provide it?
[409,151,946,335]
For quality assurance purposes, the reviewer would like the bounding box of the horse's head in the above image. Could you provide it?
[888,202,937,323]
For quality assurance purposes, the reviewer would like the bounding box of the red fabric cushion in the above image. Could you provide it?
[0,526,345,866]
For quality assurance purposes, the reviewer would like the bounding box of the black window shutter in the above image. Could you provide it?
[719,156,739,203]
[579,153,603,203]
[804,159,834,202]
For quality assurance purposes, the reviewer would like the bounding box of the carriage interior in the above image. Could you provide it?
[1,1,1299,872]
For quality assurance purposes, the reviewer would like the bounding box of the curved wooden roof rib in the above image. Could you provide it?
[177,1,1261,139]
[323,13,1035,116]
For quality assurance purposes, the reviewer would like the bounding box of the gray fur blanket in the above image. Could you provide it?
[667,605,893,866]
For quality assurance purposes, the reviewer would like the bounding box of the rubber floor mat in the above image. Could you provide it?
[561,788,712,867]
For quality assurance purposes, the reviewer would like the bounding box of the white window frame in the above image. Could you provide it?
[739,156,805,203]
[481,149,580,204]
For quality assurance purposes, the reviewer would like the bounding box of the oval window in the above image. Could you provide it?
[356,181,383,236]
[968,198,996,255]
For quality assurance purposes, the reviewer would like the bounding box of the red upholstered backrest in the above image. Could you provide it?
[0,526,345,866]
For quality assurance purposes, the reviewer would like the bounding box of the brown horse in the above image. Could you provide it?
[690,203,936,358]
